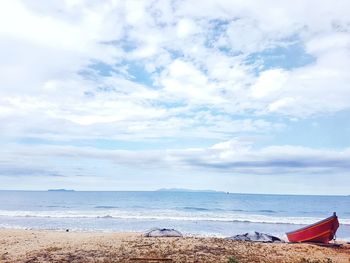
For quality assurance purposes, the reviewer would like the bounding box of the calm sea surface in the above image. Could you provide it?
[0,191,349,240]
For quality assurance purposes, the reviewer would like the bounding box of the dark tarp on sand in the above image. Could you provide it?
[227,232,283,243]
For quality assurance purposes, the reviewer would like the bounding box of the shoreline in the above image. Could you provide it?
[1,226,350,242]
[1,229,349,262]
[1,219,349,242]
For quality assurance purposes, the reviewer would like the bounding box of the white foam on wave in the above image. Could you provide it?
[0,209,349,225]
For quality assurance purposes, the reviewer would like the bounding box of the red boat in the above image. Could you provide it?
[286,212,339,243]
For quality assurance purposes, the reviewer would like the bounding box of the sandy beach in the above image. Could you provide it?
[0,229,349,263]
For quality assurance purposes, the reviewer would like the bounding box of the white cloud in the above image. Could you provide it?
[252,48,350,116]
[0,0,348,145]
[306,33,350,55]
[0,1,349,194]
[268,97,294,112]
[2,140,350,178]
[251,69,288,99]
[176,18,198,38]
[0,0,124,54]
[125,0,147,25]
[160,59,219,102]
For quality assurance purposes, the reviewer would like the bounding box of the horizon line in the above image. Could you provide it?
[0,189,348,197]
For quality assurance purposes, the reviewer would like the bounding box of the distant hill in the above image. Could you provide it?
[156,188,223,193]
[48,189,75,192]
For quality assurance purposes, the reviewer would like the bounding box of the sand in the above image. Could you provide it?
[0,229,349,263]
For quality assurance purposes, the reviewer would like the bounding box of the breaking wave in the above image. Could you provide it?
[0,209,349,225]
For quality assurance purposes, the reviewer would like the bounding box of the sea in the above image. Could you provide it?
[0,190,349,241]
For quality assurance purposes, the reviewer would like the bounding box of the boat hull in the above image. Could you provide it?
[286,213,339,243]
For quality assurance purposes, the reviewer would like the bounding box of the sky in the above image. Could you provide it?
[0,0,350,194]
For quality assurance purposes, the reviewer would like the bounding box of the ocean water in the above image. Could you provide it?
[0,191,349,240]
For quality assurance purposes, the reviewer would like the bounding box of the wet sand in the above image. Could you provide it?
[0,229,349,263]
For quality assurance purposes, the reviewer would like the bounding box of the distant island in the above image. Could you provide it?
[48,189,75,192]
[156,188,223,193]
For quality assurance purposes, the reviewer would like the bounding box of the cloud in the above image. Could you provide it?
[176,19,198,38]
[0,165,60,177]
[0,1,350,193]
[1,0,349,142]
[253,47,350,116]
[1,140,350,178]
[251,69,288,99]
[170,141,350,175]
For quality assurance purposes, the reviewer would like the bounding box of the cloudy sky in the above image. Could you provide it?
[1,0,350,194]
